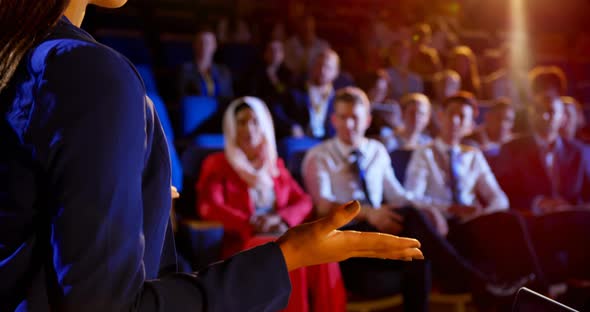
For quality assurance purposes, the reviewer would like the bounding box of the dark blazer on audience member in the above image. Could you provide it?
[493,135,590,212]
[248,63,293,101]
[273,85,336,139]
[177,62,234,100]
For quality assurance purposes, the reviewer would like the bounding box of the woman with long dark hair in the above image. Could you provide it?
[0,1,423,311]
[446,45,482,98]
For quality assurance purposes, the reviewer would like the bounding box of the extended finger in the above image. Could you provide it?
[339,231,421,251]
[351,246,424,261]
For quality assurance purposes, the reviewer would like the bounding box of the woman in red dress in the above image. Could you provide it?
[197,96,346,311]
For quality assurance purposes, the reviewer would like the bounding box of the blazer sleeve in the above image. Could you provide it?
[272,91,299,130]
[197,155,252,238]
[142,242,291,312]
[31,42,290,311]
[275,159,313,226]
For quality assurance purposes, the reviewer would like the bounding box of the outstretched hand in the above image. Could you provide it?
[277,201,424,271]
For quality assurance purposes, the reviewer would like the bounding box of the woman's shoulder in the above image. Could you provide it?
[37,38,134,76]
[32,21,141,86]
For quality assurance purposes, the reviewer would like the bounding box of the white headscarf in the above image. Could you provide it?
[223,96,279,208]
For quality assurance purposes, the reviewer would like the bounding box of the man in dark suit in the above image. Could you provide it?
[494,93,590,283]
[175,28,234,135]
[273,48,339,139]
[495,94,590,212]
[177,29,234,101]
[247,40,293,102]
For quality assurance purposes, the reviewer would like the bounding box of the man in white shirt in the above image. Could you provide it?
[405,91,547,292]
[302,88,523,309]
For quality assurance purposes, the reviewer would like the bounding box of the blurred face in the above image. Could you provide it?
[531,95,564,141]
[486,107,515,141]
[264,41,284,66]
[368,77,389,103]
[403,100,431,134]
[560,103,579,140]
[440,76,461,99]
[440,101,474,143]
[194,32,217,60]
[332,101,371,146]
[90,0,128,8]
[235,108,264,152]
[311,53,339,86]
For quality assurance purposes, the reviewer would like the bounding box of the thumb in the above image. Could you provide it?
[316,201,360,236]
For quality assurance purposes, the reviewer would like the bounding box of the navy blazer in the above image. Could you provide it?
[0,17,290,311]
[273,86,335,139]
[493,135,590,211]
[177,62,234,100]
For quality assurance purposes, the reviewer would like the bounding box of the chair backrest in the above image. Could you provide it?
[389,149,414,184]
[277,137,322,162]
[136,64,158,94]
[513,288,578,312]
[147,92,183,192]
[176,145,223,219]
[193,134,225,149]
[180,96,219,137]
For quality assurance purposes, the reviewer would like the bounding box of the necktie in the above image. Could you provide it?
[448,149,463,205]
[351,149,375,207]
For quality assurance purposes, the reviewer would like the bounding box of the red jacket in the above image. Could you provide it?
[197,152,312,257]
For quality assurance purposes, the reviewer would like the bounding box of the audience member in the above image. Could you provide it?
[528,66,567,99]
[513,65,569,135]
[447,46,482,98]
[363,70,403,140]
[284,15,330,79]
[428,69,461,136]
[409,23,443,87]
[463,98,516,153]
[382,93,432,152]
[273,49,339,139]
[481,47,524,109]
[431,20,458,57]
[247,40,293,101]
[494,93,590,284]
[432,70,462,106]
[302,88,527,310]
[404,93,545,296]
[215,17,259,94]
[560,96,586,142]
[197,97,346,311]
[177,27,233,100]
[386,40,424,101]
[494,94,590,213]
